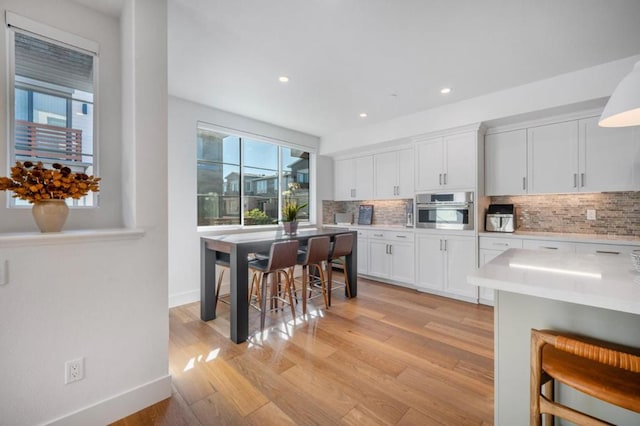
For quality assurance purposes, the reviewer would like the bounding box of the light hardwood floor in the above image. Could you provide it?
[111,276,494,425]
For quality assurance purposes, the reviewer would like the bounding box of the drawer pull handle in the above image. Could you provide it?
[395,235,407,238]
[374,233,384,237]
[595,250,620,255]
[541,246,558,250]
[492,242,509,246]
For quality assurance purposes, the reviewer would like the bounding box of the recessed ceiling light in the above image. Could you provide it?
[359,113,368,118]
[279,76,289,83]
[440,87,452,94]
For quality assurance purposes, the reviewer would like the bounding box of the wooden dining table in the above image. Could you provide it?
[200,227,358,343]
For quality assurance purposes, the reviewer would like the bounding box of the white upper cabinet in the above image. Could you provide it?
[416,132,476,191]
[374,148,415,199]
[527,120,579,194]
[579,116,640,192]
[485,129,527,196]
[334,155,373,201]
[485,113,640,196]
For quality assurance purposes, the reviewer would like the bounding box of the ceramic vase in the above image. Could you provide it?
[283,221,298,235]
[32,199,69,233]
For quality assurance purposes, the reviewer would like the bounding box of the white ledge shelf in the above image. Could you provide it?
[0,228,145,247]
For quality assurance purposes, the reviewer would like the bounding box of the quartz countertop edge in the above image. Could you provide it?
[479,231,640,245]
[468,248,640,315]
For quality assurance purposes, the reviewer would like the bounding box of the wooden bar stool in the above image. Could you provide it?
[531,328,640,426]
[215,253,261,309]
[248,240,300,331]
[295,236,331,315]
[327,233,354,305]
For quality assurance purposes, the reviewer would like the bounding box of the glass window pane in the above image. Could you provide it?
[243,166,278,226]
[197,129,239,164]
[243,138,277,169]
[197,161,241,226]
[282,148,310,222]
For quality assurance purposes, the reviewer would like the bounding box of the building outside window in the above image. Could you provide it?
[8,18,98,207]
[196,124,311,227]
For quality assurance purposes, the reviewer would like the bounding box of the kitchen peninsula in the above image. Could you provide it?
[468,248,640,425]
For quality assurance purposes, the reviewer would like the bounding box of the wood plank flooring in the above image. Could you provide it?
[111,276,494,425]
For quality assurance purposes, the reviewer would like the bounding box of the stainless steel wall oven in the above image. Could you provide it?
[415,192,474,230]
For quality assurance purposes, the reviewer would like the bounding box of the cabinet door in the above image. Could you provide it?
[444,236,477,299]
[396,148,415,198]
[390,242,414,284]
[415,234,444,291]
[579,117,640,192]
[374,151,397,199]
[334,159,354,200]
[354,156,374,200]
[527,121,578,194]
[444,132,477,190]
[357,237,369,274]
[416,138,444,191]
[485,130,527,195]
[479,249,501,303]
[368,240,390,278]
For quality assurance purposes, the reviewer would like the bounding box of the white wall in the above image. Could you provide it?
[167,96,323,307]
[320,55,640,156]
[0,0,123,232]
[0,0,170,424]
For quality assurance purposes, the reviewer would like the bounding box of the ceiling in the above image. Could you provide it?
[80,0,640,138]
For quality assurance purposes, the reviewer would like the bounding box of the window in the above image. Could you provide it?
[7,14,98,207]
[196,124,312,227]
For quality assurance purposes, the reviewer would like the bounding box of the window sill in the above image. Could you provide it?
[0,228,145,248]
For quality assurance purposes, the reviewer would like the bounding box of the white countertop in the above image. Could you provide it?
[479,231,640,246]
[468,248,640,315]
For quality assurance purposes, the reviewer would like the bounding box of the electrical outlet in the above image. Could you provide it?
[586,209,597,221]
[65,357,84,384]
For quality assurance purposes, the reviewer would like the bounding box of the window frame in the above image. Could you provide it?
[196,121,315,231]
[6,13,100,208]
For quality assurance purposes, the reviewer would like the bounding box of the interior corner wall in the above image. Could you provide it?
[0,0,170,424]
[0,0,124,233]
[167,96,320,307]
[320,54,640,156]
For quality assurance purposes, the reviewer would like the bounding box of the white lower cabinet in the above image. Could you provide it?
[355,229,369,275]
[416,234,477,301]
[478,237,524,305]
[367,231,414,285]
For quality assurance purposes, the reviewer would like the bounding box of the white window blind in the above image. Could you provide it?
[14,32,94,93]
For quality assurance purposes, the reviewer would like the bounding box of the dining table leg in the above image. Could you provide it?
[230,245,250,343]
[345,237,358,298]
[200,240,218,321]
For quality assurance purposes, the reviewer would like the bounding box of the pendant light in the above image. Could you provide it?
[598,60,640,127]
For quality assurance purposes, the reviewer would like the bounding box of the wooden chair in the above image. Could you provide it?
[248,240,300,331]
[295,236,331,315]
[327,233,354,305]
[531,328,640,426]
[214,253,261,309]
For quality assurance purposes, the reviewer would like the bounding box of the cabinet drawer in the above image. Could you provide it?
[575,243,640,256]
[353,229,370,239]
[522,239,575,252]
[369,231,414,242]
[479,237,523,250]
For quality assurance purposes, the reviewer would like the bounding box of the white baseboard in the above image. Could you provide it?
[169,289,200,308]
[46,374,172,426]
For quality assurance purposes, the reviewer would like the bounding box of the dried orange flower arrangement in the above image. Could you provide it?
[0,161,101,203]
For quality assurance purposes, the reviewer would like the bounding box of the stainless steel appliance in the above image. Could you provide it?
[485,204,515,233]
[415,192,474,230]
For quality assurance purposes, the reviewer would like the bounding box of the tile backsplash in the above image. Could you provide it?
[323,199,412,226]
[490,192,640,236]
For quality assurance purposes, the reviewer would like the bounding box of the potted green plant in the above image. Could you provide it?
[282,182,307,235]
